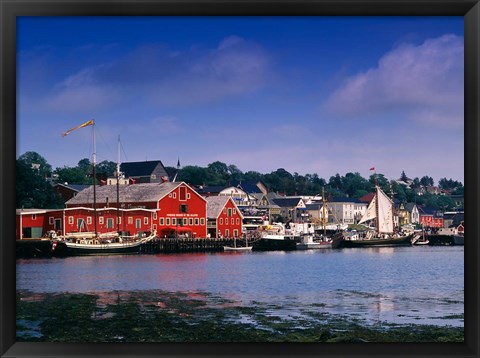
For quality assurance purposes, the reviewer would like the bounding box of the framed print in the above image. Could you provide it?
[1,1,478,357]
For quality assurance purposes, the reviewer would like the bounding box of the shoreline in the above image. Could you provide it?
[16,289,464,343]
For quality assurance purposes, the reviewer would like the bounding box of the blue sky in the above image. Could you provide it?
[17,16,464,184]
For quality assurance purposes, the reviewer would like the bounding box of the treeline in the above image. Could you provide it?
[16,152,464,211]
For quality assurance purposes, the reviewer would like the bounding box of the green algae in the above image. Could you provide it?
[16,290,464,343]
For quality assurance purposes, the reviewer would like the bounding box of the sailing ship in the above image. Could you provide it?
[341,181,413,248]
[53,120,157,256]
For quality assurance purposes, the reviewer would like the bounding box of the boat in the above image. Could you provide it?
[223,236,252,252]
[297,188,344,250]
[53,121,157,256]
[296,234,334,250]
[453,233,464,246]
[411,233,430,246]
[341,179,413,248]
[252,223,297,251]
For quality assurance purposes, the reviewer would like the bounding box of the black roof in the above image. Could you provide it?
[120,161,168,178]
[272,197,303,208]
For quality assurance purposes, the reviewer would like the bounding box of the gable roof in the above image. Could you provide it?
[230,180,266,194]
[54,183,90,192]
[272,197,304,208]
[120,160,168,181]
[66,182,186,206]
[196,186,227,195]
[206,196,230,219]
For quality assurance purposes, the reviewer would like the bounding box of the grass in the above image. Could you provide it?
[16,290,464,343]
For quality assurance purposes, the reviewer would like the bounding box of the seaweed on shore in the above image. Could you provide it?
[16,290,464,343]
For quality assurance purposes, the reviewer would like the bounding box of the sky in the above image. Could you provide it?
[16,16,464,184]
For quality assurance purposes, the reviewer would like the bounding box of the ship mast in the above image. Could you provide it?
[92,122,97,237]
[116,135,121,233]
[322,187,327,237]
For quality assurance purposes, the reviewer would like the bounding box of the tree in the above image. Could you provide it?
[17,151,52,178]
[400,170,409,182]
[420,176,434,187]
[16,159,63,209]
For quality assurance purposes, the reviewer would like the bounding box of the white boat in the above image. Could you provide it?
[296,234,333,250]
[223,237,252,252]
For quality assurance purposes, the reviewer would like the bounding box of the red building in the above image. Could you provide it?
[206,196,243,238]
[64,181,207,238]
[419,215,444,228]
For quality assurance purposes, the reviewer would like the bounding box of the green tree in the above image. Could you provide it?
[16,159,63,209]
[17,151,52,178]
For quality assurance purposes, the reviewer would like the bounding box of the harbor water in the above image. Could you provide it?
[16,246,464,328]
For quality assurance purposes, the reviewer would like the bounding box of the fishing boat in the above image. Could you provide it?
[411,233,430,246]
[341,180,413,248]
[297,188,343,250]
[53,120,157,256]
[223,236,252,252]
[252,223,297,251]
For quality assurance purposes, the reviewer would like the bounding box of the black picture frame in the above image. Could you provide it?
[1,1,478,357]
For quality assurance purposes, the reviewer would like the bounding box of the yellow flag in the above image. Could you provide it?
[62,119,94,137]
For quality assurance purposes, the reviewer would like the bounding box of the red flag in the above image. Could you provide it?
[369,167,375,171]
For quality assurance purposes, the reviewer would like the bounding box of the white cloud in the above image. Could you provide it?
[325,34,464,128]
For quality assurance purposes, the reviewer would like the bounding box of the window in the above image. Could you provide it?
[228,208,232,217]
[128,217,133,224]
[236,218,240,225]
[183,218,187,226]
[220,218,223,225]
[166,218,170,226]
[144,217,148,225]
[68,216,74,225]
[225,229,230,237]
[117,217,121,224]
[106,218,114,229]
[233,209,236,215]
[195,218,199,225]
[32,214,37,220]
[153,212,157,220]
[189,218,193,225]
[234,229,238,237]
[200,218,205,225]
[160,218,164,225]
[77,218,85,230]
[187,193,191,199]
[153,224,157,230]
[173,192,176,199]
[179,186,187,201]
[87,217,92,225]
[49,217,54,225]
[172,218,176,225]
[180,204,188,213]
[136,219,141,229]
[99,217,104,224]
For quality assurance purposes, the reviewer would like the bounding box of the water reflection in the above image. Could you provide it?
[17,246,464,327]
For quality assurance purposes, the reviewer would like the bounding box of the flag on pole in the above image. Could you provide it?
[369,167,375,171]
[62,119,94,137]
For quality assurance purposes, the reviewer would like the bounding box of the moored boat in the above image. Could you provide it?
[341,177,413,248]
[223,237,253,252]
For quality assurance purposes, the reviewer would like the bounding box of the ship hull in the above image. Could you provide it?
[341,234,413,248]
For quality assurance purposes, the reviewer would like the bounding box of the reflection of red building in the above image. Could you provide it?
[206,196,243,238]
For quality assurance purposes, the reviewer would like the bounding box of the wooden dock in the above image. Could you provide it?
[139,237,249,254]
[16,238,253,258]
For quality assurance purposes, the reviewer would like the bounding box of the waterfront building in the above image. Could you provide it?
[326,198,367,225]
[65,181,208,238]
[120,160,170,184]
[418,207,444,228]
[206,196,243,238]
